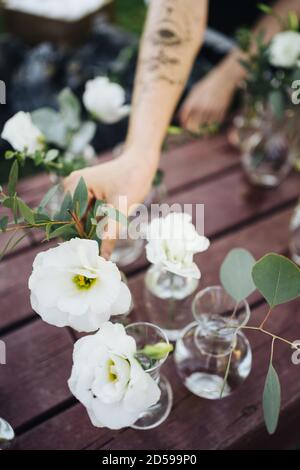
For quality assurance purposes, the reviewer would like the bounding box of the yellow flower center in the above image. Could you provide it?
[108,359,117,382]
[73,274,97,290]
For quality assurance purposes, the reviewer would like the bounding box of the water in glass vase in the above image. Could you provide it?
[174,286,252,399]
[144,264,199,342]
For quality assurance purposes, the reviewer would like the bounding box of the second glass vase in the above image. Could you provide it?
[144,264,199,341]
[174,286,252,399]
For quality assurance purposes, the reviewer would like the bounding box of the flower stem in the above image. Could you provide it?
[259,307,273,330]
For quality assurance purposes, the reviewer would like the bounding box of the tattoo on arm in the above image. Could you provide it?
[137,0,202,88]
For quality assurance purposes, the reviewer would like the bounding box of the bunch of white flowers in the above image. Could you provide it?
[68,322,160,429]
[144,212,210,279]
[269,31,300,68]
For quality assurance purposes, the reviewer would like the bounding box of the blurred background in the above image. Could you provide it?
[0,0,232,183]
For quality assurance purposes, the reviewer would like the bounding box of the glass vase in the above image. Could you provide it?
[0,418,14,450]
[290,199,300,266]
[174,286,252,399]
[144,264,199,342]
[125,322,173,430]
[236,100,298,188]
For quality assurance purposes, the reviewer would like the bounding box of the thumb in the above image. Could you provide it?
[100,237,117,260]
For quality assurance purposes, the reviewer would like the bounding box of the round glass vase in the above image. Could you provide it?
[0,418,14,450]
[125,322,173,430]
[290,199,300,266]
[236,100,298,188]
[144,264,199,342]
[174,286,252,400]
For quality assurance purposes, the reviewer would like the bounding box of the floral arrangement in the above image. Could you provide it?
[1,77,130,177]
[237,4,300,119]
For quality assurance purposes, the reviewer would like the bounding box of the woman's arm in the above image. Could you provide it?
[65,0,208,257]
[180,0,300,131]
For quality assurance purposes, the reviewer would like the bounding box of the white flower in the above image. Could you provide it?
[83,77,130,124]
[68,322,160,429]
[28,238,132,332]
[1,111,44,154]
[144,212,210,279]
[269,31,300,68]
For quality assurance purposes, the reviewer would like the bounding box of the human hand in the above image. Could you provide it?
[179,63,238,133]
[64,148,159,259]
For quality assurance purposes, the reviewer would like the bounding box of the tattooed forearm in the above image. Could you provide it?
[137,0,204,88]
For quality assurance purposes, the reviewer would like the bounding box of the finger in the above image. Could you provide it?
[101,237,117,260]
[179,101,191,126]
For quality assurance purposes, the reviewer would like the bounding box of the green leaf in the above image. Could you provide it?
[167,126,183,136]
[96,204,128,227]
[58,88,80,131]
[0,216,9,232]
[152,169,165,187]
[68,121,96,154]
[45,149,59,163]
[268,90,285,120]
[263,363,281,435]
[220,248,256,302]
[252,253,300,307]
[54,191,73,221]
[7,160,18,197]
[72,177,88,219]
[0,233,28,262]
[257,3,273,15]
[47,224,76,240]
[17,198,35,225]
[288,11,299,32]
[38,184,60,211]
[31,108,69,148]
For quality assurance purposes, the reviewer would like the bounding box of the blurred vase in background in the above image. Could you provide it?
[0,418,14,450]
[290,199,300,266]
[174,286,252,399]
[235,99,299,188]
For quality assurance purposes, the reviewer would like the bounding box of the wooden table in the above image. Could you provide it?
[1,134,300,450]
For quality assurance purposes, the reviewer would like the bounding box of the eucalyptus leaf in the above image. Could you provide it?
[7,161,18,197]
[58,88,80,131]
[32,108,69,148]
[263,363,281,435]
[96,204,128,227]
[72,177,88,219]
[45,149,59,163]
[0,216,8,232]
[252,253,300,307]
[220,248,256,302]
[38,184,60,211]
[55,191,73,220]
[48,224,76,240]
[17,198,35,225]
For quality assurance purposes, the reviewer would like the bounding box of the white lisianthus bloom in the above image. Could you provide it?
[144,212,210,279]
[28,239,132,332]
[68,322,160,429]
[269,31,300,68]
[83,77,130,124]
[1,111,44,154]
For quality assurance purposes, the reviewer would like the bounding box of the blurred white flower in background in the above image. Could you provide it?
[269,31,300,68]
[68,322,160,429]
[83,77,131,124]
[29,238,131,332]
[1,111,44,154]
[4,0,112,21]
[144,212,210,279]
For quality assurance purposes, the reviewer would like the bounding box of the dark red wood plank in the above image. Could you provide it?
[0,320,73,430]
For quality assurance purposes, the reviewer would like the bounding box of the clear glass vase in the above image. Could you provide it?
[144,264,199,342]
[236,100,298,188]
[290,199,300,266]
[125,322,173,430]
[0,418,14,449]
[174,286,252,399]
